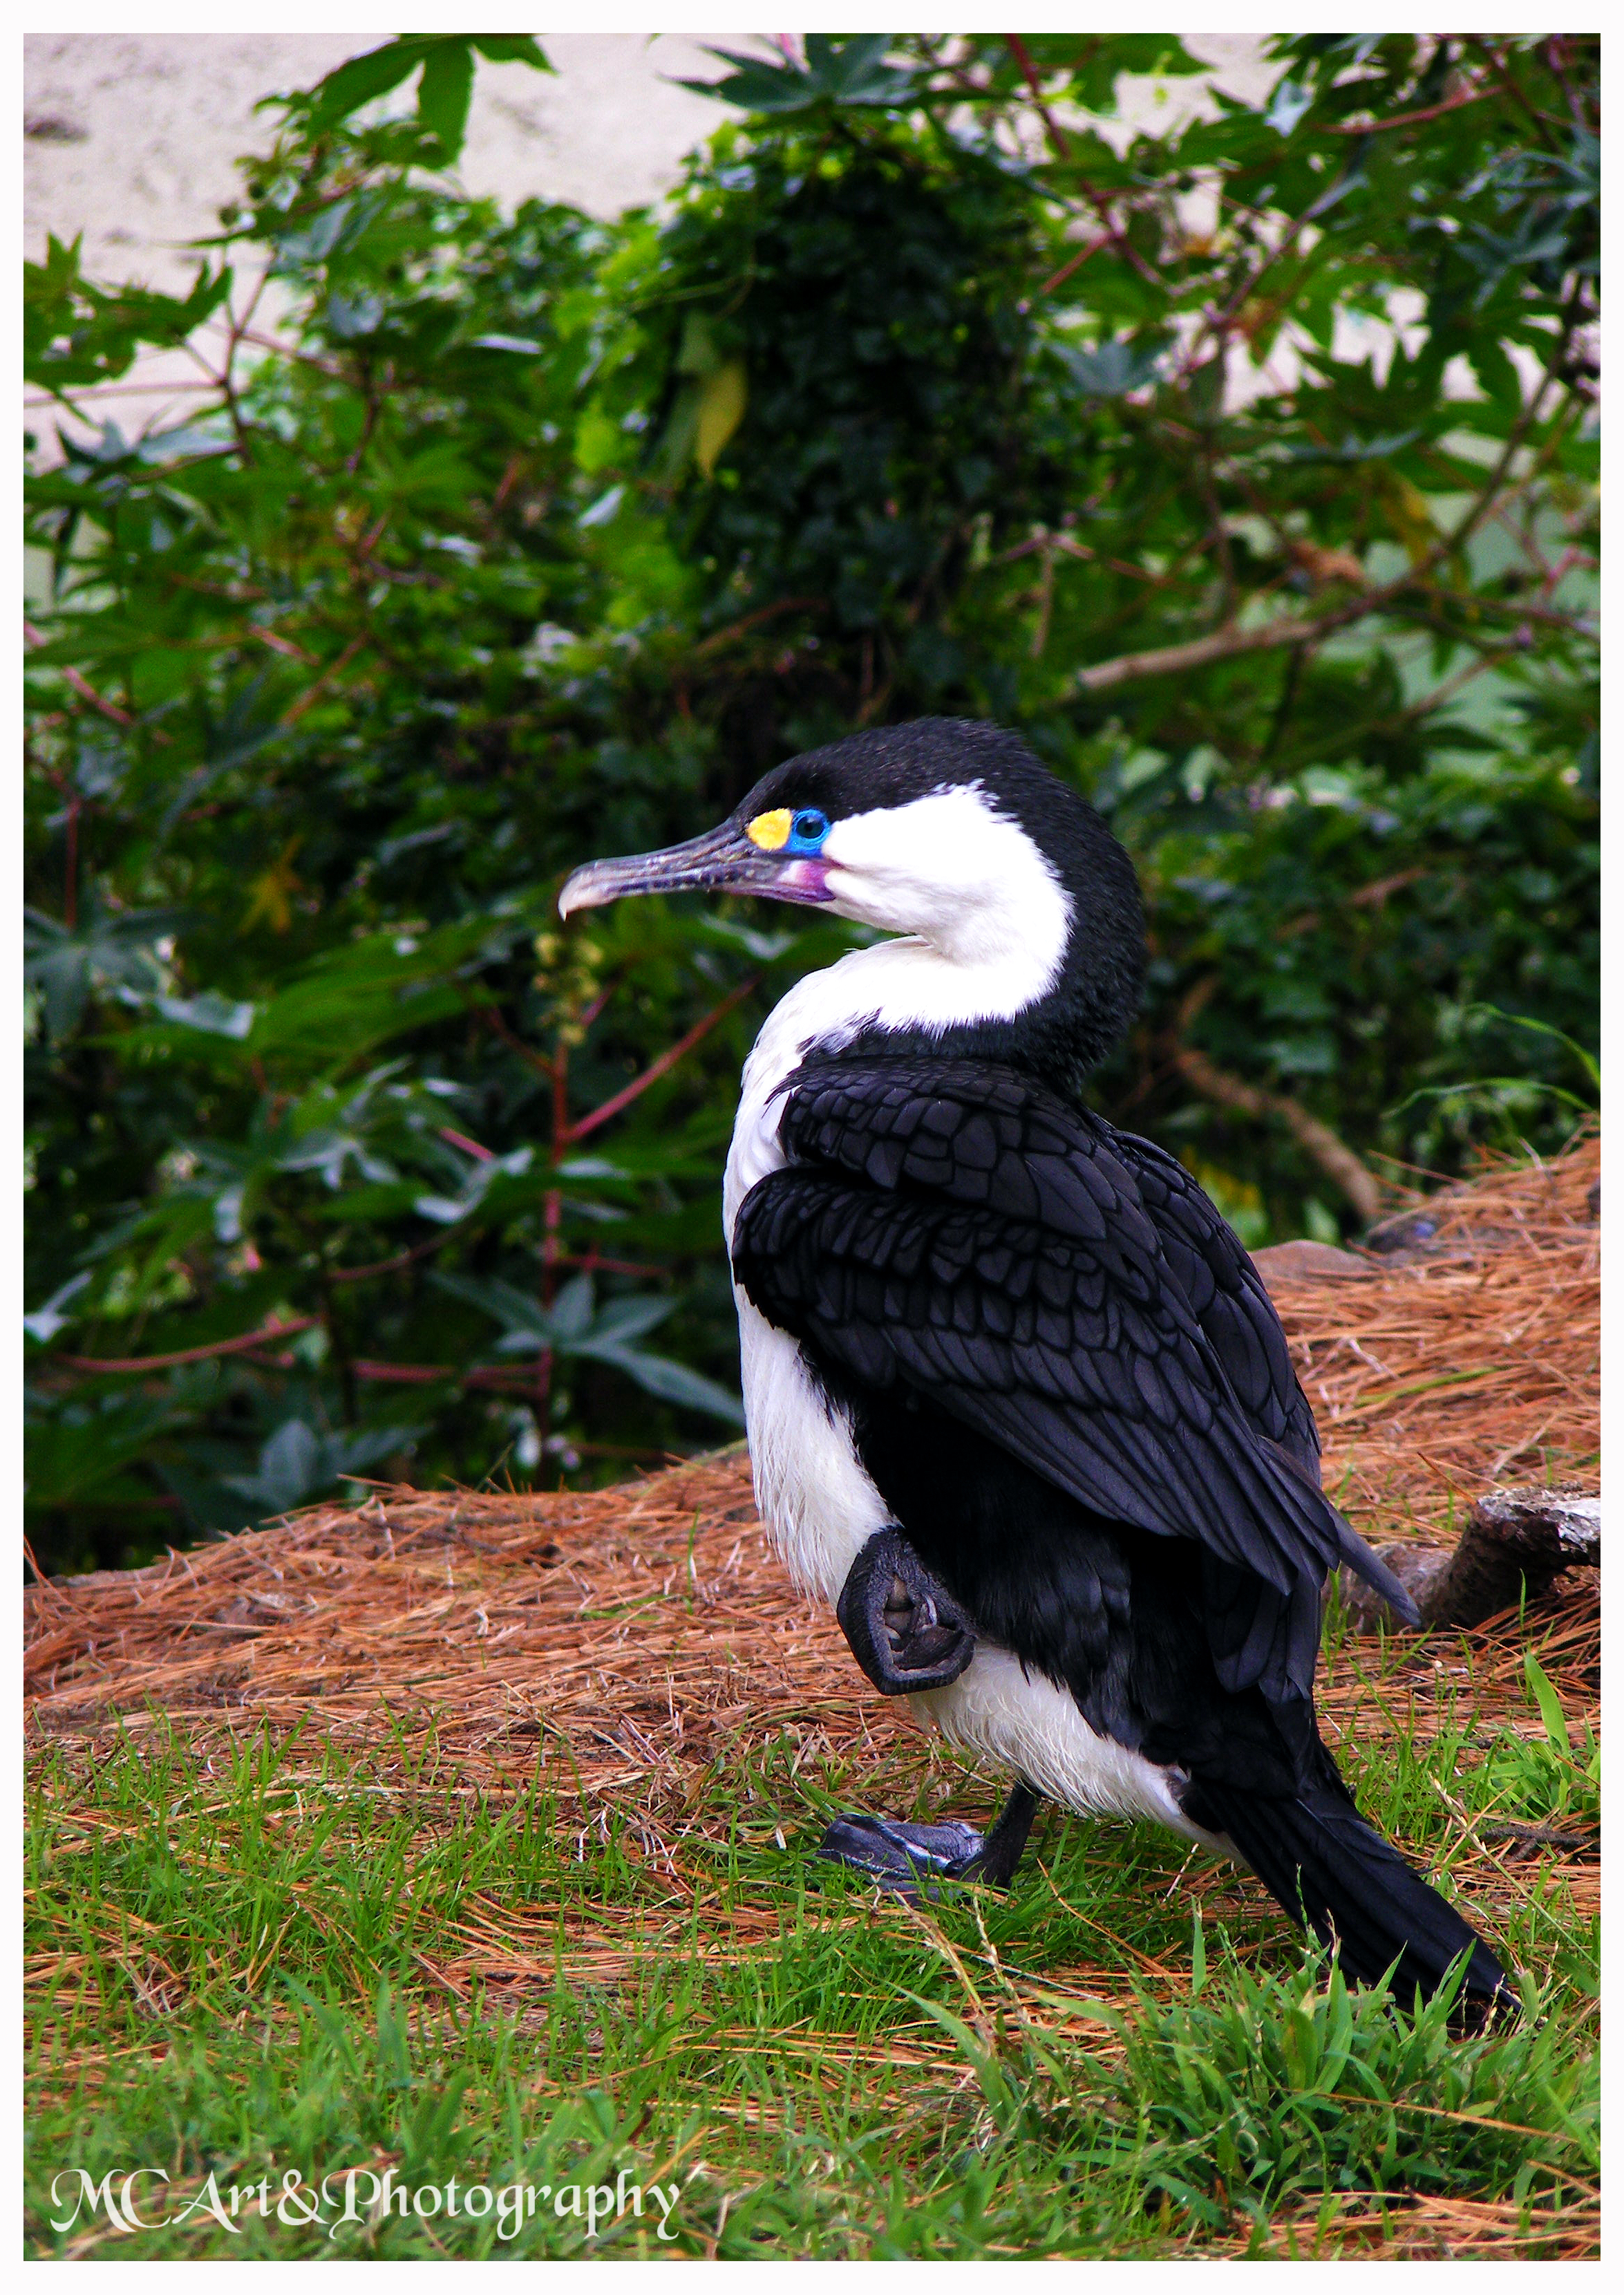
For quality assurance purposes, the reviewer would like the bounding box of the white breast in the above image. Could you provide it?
[733,1293,889,1609]
[909,1653,1224,1844]
[722,948,902,1609]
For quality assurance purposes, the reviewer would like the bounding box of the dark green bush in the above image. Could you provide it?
[24,35,1598,1569]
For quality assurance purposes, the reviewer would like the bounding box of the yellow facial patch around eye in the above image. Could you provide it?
[746,809,793,852]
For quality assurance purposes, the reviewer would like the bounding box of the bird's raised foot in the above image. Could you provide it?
[816,1811,987,1898]
[835,1526,976,1696]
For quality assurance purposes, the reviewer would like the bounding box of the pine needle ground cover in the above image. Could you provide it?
[24,1139,1599,2259]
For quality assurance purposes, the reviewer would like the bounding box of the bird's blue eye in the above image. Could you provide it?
[787,808,831,853]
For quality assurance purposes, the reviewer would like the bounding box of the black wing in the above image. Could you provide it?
[1108,1127,1321,1477]
[731,1056,1412,1701]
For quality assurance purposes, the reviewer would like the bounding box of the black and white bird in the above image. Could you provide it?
[559,718,1509,2015]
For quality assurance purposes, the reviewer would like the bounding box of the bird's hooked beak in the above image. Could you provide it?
[558,817,834,919]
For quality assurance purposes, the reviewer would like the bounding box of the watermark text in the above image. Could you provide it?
[48,2163,682,2243]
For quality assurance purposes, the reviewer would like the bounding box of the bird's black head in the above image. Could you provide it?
[560,718,1146,1083]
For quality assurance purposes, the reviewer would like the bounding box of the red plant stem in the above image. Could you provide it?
[439,1127,494,1162]
[695,595,824,657]
[56,980,757,1391]
[350,1360,546,1389]
[551,1040,570,1161]
[279,635,366,726]
[61,1318,321,1374]
[542,1190,563,1274]
[536,1184,561,1421]
[1004,34,1072,158]
[534,1034,568,1416]
[329,1232,455,1284]
[564,976,761,1146]
[478,1002,554,1079]
[1323,82,1494,135]
[564,1252,663,1279]
[24,621,164,736]
[1035,230,1112,300]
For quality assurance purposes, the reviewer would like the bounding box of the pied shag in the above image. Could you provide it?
[560,718,1509,2015]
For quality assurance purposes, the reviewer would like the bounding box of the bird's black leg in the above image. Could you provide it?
[964,1779,1041,1886]
[835,1524,976,1696]
[820,1530,1038,1895]
[818,1780,1041,1898]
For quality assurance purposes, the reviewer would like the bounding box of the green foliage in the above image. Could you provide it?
[296,34,551,165]
[24,35,1598,1569]
[1471,1654,1601,1833]
[24,239,232,393]
[932,1927,1594,2235]
[686,33,920,117]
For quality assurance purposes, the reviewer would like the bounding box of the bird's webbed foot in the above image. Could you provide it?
[835,1525,976,1697]
[818,1784,1041,1900]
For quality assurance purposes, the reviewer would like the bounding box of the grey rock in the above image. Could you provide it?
[1252,1239,1375,1286]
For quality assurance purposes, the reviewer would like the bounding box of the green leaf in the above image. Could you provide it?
[547,1272,597,1344]
[468,35,552,72]
[695,359,748,477]
[416,42,477,161]
[428,1271,554,1343]
[1524,1654,1571,1759]
[222,1416,421,1516]
[303,41,426,135]
[1464,1003,1600,1090]
[582,1295,674,1347]
[1055,335,1167,399]
[687,36,916,116]
[23,237,232,391]
[1265,77,1314,136]
[26,1392,185,1508]
[23,903,186,1042]
[589,1347,744,1425]
[153,993,257,1040]
[23,1273,94,1346]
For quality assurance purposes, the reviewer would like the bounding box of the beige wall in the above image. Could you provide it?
[24,33,743,292]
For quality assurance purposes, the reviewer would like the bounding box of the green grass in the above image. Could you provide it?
[25,1676,1599,2259]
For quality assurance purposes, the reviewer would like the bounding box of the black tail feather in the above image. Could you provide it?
[1194,1771,1512,2013]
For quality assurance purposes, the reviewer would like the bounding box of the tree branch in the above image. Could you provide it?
[1004,34,1073,158]
[1073,343,1576,698]
[23,619,174,740]
[329,1231,460,1285]
[695,596,824,657]
[278,635,367,725]
[1035,230,1113,300]
[1074,592,1378,693]
[1462,35,1564,151]
[1171,1042,1384,1225]
[1170,979,1384,1224]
